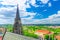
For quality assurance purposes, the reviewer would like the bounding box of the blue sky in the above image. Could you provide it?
[0,0,60,24]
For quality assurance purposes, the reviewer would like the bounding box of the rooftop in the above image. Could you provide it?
[3,32,39,40]
[0,28,39,40]
[0,36,2,40]
[55,35,60,40]
[35,30,52,35]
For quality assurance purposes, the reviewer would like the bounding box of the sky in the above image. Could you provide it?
[0,0,60,24]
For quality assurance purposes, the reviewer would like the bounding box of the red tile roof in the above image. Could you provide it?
[0,36,2,40]
[55,35,60,40]
[35,30,52,35]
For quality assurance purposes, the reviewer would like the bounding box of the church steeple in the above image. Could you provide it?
[16,4,20,20]
[13,4,23,35]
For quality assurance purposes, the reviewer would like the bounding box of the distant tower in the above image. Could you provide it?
[13,5,23,35]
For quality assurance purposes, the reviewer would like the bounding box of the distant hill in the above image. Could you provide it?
[22,24,60,26]
[0,24,60,28]
[0,24,13,28]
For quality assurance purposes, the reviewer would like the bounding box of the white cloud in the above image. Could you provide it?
[1,0,17,5]
[0,0,59,24]
[48,2,52,7]
[0,7,16,12]
[0,6,16,24]
[38,11,60,24]
[58,11,60,14]
[40,0,49,4]
[21,11,60,24]
[28,0,50,7]
[26,0,39,7]
[0,0,37,24]
[36,0,52,7]
[29,0,36,5]
[0,15,5,18]
[0,18,14,24]
[1,0,29,11]
[49,11,60,19]
[20,10,36,19]
[37,0,49,4]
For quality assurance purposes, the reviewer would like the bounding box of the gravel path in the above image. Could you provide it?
[3,32,39,40]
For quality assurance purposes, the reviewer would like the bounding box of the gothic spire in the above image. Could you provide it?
[16,4,20,20]
[13,4,23,35]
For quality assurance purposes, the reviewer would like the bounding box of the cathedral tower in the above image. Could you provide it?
[13,5,23,35]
